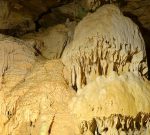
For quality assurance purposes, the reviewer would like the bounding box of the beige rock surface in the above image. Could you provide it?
[122,0,150,30]
[76,0,122,12]
[70,72,150,121]
[0,34,77,135]
[0,34,36,91]
[0,3,149,135]
[22,24,71,60]
[0,58,77,135]
[62,4,148,89]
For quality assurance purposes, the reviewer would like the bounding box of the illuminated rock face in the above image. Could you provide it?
[0,3,149,135]
[22,24,69,60]
[62,6,150,132]
[0,34,77,135]
[0,60,76,135]
[70,72,150,134]
[0,34,36,90]
[62,4,148,89]
[70,72,150,120]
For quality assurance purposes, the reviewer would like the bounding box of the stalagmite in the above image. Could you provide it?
[70,72,150,120]
[69,72,150,134]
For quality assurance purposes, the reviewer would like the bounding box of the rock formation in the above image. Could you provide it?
[0,34,77,134]
[0,1,149,135]
[76,0,125,12]
[77,0,101,11]
[0,34,36,90]
[0,59,77,135]
[63,4,150,135]
[0,0,35,36]
[70,72,150,120]
[78,113,150,134]
[22,24,76,59]
[122,0,150,30]
[0,0,73,36]
[62,4,148,89]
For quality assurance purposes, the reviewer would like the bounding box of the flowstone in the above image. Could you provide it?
[62,4,148,89]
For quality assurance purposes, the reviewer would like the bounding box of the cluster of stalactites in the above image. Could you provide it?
[79,113,150,135]
[68,35,147,89]
[62,5,148,90]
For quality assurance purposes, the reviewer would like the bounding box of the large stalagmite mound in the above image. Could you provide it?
[62,4,150,134]
[70,72,150,120]
[62,4,148,89]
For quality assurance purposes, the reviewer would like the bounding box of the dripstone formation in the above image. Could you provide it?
[63,4,150,135]
[62,5,147,89]
[0,1,149,135]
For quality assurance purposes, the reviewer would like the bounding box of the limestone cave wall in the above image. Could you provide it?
[0,0,149,135]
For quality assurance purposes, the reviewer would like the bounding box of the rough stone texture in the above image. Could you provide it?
[2,0,73,20]
[0,0,73,36]
[79,113,150,135]
[76,0,123,12]
[0,1,36,36]
[39,2,76,28]
[0,2,149,135]
[0,13,35,36]
[70,72,150,121]
[62,4,148,89]
[0,34,36,91]
[23,24,76,59]
[0,33,77,135]
[0,58,77,135]
[77,0,101,11]
[38,13,66,28]
[15,0,60,19]
[121,1,150,78]
[64,0,150,34]
[0,0,10,20]
[122,0,150,30]
[51,2,76,20]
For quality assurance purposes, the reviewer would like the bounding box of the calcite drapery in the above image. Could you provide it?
[62,4,148,89]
